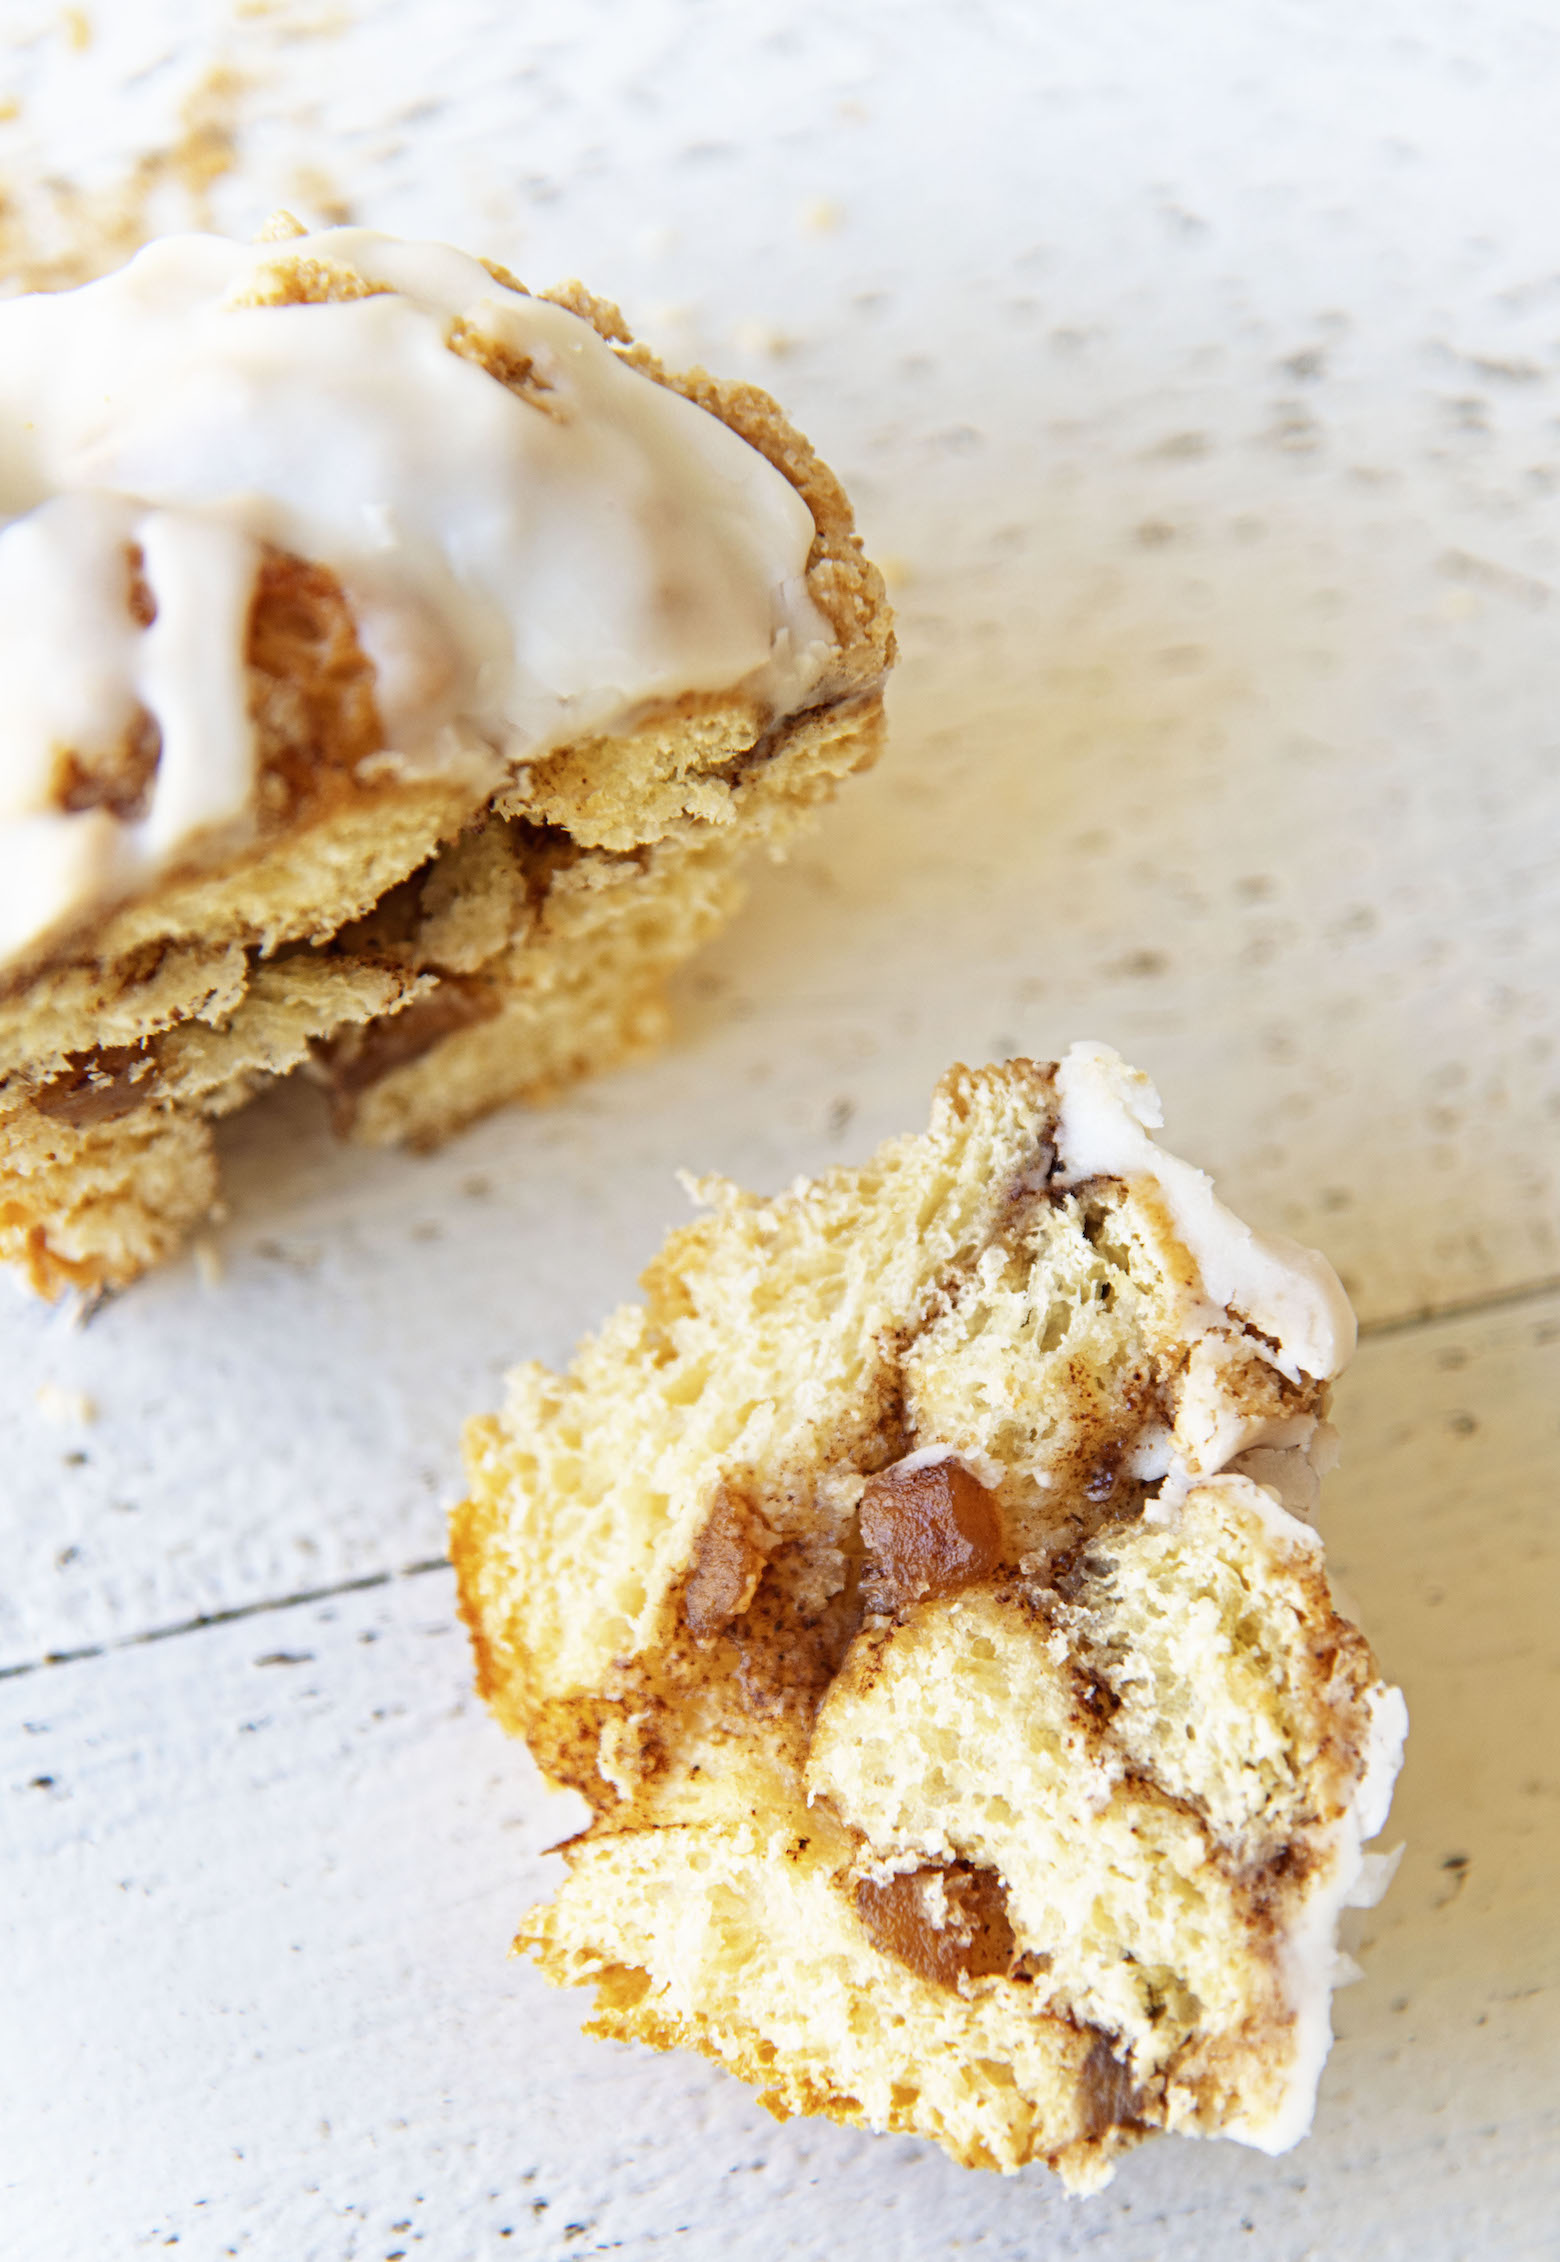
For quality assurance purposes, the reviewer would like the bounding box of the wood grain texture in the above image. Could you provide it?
[5,0,1560,1663]
[1,2,1557,2253]
[4,1294,1556,2259]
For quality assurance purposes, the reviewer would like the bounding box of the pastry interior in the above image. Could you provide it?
[455,1046,1405,2191]
[0,223,891,1294]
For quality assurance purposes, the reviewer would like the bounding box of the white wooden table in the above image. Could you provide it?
[3,5,1557,2256]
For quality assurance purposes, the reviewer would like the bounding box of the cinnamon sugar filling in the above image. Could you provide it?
[860,1457,1006,1613]
[855,1861,1018,1991]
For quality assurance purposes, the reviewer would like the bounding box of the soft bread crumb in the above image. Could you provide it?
[0,238,893,1295]
[455,1057,1405,2190]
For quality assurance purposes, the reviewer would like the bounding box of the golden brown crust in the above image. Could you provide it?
[524,1871,1144,2184]
[459,1061,1399,2190]
[246,547,388,823]
[527,279,893,696]
[1,265,887,1011]
[0,241,893,1292]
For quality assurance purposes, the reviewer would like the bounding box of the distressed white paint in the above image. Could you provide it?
[4,1297,1556,2257]
[4,0,1560,1662]
[1,3,1558,2254]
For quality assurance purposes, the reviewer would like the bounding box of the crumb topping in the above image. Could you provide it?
[0,225,836,969]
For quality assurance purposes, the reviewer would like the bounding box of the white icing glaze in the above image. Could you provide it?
[881,1440,1008,1493]
[1170,1334,1323,1480]
[1054,1041,1357,1384]
[1231,1673,1408,2156]
[1143,1475,1407,2159]
[1345,1840,1405,1912]
[881,1443,959,1478]
[0,227,834,967]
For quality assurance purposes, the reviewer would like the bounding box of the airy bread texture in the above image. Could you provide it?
[0,249,891,1296]
[455,1052,1405,2191]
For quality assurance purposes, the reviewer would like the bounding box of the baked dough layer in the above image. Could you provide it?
[455,1054,1404,2190]
[0,245,891,1294]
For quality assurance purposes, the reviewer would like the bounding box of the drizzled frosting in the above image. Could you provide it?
[1054,1041,1357,1384]
[0,228,834,967]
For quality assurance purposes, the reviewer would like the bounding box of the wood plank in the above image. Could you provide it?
[5,2,1560,1661]
[5,1288,1555,2257]
[2,8,1558,2252]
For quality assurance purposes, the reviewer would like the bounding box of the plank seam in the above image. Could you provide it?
[0,1556,452,1685]
[1356,1270,1560,1342]
[6,1274,1556,1685]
